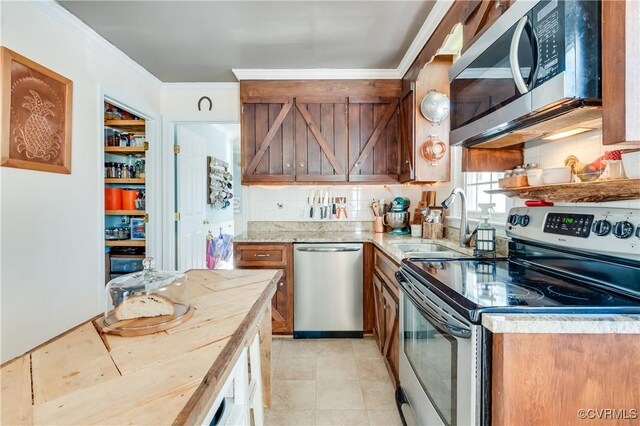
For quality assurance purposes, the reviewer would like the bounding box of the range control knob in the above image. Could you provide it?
[592,220,612,236]
[636,226,640,239]
[613,221,634,239]
[509,214,519,226]
[518,215,530,227]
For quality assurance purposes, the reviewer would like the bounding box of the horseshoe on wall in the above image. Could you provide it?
[198,96,213,111]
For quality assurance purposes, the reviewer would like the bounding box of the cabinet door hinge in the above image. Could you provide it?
[144,213,149,223]
[174,144,181,154]
[144,141,149,151]
[174,212,181,221]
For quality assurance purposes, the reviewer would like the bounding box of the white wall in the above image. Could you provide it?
[161,83,240,121]
[0,1,162,362]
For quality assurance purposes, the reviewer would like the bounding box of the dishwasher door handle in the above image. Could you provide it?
[296,247,362,253]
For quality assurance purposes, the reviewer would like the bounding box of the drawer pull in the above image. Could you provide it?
[279,282,284,287]
[255,253,271,258]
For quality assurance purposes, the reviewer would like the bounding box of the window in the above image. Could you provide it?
[463,172,509,220]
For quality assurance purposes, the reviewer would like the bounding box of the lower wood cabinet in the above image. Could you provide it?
[234,243,293,334]
[492,333,640,425]
[371,247,400,385]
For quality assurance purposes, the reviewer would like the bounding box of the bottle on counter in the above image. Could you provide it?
[474,203,496,257]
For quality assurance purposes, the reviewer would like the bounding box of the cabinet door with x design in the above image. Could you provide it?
[294,97,348,182]
[242,97,295,184]
[348,97,401,183]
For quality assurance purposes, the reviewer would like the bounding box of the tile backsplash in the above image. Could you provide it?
[243,185,425,222]
[522,129,640,209]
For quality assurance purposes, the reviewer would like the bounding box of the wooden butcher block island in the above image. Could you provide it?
[1,269,280,425]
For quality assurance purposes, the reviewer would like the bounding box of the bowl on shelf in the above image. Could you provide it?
[621,150,640,178]
[542,166,572,184]
[526,168,544,186]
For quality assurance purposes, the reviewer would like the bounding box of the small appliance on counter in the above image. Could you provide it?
[384,197,411,235]
[99,257,192,336]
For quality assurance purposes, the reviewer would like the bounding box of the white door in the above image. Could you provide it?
[176,126,207,271]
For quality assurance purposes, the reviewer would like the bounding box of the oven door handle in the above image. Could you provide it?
[396,271,472,339]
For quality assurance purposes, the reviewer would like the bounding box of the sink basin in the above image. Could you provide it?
[392,243,461,258]
[394,243,452,253]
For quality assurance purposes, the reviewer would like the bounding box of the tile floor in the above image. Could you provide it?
[265,337,402,426]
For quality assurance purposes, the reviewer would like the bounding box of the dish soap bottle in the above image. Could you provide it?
[475,203,496,257]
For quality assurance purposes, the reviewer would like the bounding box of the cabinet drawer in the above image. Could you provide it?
[235,243,289,268]
[373,248,400,298]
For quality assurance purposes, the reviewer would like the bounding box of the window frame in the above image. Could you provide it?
[462,171,511,224]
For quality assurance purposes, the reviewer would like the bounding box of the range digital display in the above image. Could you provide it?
[544,213,593,238]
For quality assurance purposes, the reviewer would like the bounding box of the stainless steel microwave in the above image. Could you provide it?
[449,0,601,147]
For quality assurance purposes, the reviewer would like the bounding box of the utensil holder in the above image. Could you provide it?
[422,223,444,239]
[374,217,384,233]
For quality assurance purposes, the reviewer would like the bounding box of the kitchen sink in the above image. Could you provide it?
[392,243,461,258]
[394,243,451,253]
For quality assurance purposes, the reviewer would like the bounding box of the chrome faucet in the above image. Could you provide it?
[441,187,473,247]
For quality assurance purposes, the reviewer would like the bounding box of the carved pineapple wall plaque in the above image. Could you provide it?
[1,47,72,174]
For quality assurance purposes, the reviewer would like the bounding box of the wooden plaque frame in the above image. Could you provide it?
[1,47,73,174]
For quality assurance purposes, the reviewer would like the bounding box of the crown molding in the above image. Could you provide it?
[232,68,401,81]
[36,1,162,88]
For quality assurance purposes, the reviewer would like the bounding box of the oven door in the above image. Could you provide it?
[396,271,481,426]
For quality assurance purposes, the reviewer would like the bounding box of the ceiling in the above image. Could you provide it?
[58,1,436,82]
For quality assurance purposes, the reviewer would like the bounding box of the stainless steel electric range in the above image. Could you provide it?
[395,206,640,426]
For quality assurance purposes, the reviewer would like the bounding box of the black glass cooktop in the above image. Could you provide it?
[402,258,640,323]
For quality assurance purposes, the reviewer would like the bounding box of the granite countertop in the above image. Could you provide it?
[234,231,475,263]
[235,225,640,334]
[483,313,640,334]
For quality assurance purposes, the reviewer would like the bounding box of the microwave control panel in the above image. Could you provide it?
[532,0,565,84]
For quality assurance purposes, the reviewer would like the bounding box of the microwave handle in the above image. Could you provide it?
[510,16,530,95]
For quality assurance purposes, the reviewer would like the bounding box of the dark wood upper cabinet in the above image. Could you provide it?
[348,97,401,183]
[241,81,403,185]
[602,0,640,145]
[242,98,295,183]
[294,98,348,182]
[399,86,416,183]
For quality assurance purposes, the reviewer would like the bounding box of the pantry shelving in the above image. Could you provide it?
[105,210,145,216]
[104,102,148,282]
[105,240,146,247]
[105,178,146,184]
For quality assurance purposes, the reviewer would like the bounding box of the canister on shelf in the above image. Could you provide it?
[105,188,123,210]
[122,189,138,210]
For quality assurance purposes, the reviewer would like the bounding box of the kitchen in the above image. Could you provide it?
[1,1,639,425]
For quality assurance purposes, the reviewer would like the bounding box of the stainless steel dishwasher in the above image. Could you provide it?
[294,243,363,338]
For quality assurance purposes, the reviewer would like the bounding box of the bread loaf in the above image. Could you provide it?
[115,294,175,320]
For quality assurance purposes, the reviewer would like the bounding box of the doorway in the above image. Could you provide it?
[174,123,240,271]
